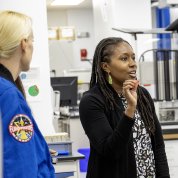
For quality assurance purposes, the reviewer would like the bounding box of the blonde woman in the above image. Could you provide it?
[0,10,55,178]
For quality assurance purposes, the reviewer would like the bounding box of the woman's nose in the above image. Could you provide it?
[129,58,137,68]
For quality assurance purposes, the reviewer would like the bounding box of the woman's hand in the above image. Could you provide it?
[123,80,139,118]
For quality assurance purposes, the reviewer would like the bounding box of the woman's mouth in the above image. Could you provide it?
[129,71,136,78]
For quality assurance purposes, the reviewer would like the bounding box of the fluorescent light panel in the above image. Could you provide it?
[51,0,85,6]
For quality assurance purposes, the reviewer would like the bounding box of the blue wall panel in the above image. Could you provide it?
[156,7,171,50]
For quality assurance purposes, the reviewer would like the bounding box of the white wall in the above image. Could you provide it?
[67,9,95,69]
[170,7,178,49]
[47,10,72,76]
[0,0,55,135]
[49,40,74,76]
[92,0,119,43]
[113,0,152,28]
[47,8,94,76]
[92,0,153,60]
[47,10,67,27]
[170,7,178,21]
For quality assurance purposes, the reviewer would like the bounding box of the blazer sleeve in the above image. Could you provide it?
[1,88,55,178]
[143,88,170,178]
[79,92,135,159]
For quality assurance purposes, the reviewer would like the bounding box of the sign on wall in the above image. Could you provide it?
[20,67,41,102]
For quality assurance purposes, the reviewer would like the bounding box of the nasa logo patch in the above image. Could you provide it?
[9,114,33,142]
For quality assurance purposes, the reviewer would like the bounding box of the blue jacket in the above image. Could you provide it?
[0,64,55,178]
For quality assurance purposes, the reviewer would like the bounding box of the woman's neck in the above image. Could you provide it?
[111,82,123,95]
[0,57,20,81]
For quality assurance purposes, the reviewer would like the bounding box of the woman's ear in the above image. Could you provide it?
[101,62,110,73]
[21,39,28,52]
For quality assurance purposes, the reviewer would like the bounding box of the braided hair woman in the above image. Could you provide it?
[79,37,170,178]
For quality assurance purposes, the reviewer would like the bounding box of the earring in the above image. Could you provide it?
[108,73,112,85]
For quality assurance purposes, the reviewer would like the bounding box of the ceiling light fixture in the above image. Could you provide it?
[51,0,85,6]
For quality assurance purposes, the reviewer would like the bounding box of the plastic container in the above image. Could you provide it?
[78,148,90,172]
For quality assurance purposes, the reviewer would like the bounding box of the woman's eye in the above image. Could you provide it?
[121,57,127,61]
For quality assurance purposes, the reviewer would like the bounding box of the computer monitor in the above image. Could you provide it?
[50,76,78,107]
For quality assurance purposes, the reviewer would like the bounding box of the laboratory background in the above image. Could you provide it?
[1,0,178,178]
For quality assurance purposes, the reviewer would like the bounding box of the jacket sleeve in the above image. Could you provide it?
[1,88,55,178]
[79,92,135,159]
[143,88,170,178]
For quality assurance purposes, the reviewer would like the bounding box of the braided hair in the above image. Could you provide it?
[90,37,155,135]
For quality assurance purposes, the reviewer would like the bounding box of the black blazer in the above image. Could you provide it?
[79,84,170,178]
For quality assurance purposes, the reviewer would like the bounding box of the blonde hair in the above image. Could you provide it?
[0,10,32,59]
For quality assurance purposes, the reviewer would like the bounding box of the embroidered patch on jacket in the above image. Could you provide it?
[9,114,33,142]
